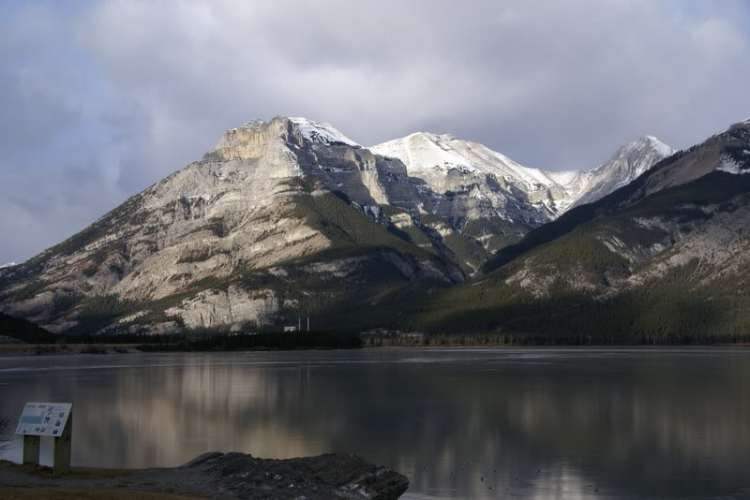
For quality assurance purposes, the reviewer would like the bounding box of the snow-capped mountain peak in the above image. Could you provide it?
[641,135,674,157]
[370,132,559,188]
[370,132,479,173]
[0,115,687,335]
[566,135,676,209]
[289,117,360,147]
[611,135,671,155]
[205,116,671,244]
[370,130,673,216]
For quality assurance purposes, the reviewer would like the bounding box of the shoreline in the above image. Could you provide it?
[0,451,409,500]
[371,343,750,349]
[2,342,750,357]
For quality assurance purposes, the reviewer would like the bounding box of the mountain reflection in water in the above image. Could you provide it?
[1,348,749,499]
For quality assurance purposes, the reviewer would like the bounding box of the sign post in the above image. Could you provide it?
[53,412,72,473]
[15,402,73,473]
[22,435,40,465]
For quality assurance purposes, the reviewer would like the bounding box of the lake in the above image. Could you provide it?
[1,348,749,499]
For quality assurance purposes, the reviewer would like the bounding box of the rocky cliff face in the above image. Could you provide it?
[0,118,465,333]
[0,117,674,335]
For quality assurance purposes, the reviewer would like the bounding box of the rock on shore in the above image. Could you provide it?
[180,451,409,499]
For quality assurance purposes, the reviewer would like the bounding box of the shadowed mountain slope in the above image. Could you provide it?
[413,120,750,342]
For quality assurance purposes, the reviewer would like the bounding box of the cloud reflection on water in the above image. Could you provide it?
[1,349,749,499]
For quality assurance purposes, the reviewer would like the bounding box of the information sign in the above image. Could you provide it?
[15,402,72,437]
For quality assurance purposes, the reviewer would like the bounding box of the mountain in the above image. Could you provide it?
[412,119,750,343]
[370,132,672,249]
[565,135,675,208]
[0,117,670,335]
[0,263,16,269]
[0,117,466,335]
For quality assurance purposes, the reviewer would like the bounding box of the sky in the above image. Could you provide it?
[1,0,749,264]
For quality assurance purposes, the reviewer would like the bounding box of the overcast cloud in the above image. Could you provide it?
[1,0,749,264]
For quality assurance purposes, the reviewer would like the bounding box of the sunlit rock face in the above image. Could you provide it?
[0,117,671,334]
[0,117,462,333]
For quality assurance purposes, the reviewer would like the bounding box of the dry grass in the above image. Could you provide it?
[0,345,31,353]
[0,460,136,479]
[0,462,209,498]
[0,415,11,456]
[0,487,207,500]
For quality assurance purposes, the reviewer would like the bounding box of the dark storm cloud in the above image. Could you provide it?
[0,0,749,263]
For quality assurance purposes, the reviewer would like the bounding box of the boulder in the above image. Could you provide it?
[180,451,409,499]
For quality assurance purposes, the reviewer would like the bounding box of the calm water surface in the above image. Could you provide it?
[1,348,749,499]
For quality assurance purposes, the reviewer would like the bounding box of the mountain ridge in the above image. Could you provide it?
[0,116,680,335]
[421,119,750,342]
[370,130,673,216]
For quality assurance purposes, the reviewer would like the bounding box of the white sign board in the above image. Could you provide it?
[15,402,72,437]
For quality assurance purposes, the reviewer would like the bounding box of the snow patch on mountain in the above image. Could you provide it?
[643,135,674,158]
[371,132,477,173]
[0,262,16,269]
[717,154,748,174]
[546,170,582,186]
[370,132,559,187]
[290,117,359,147]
